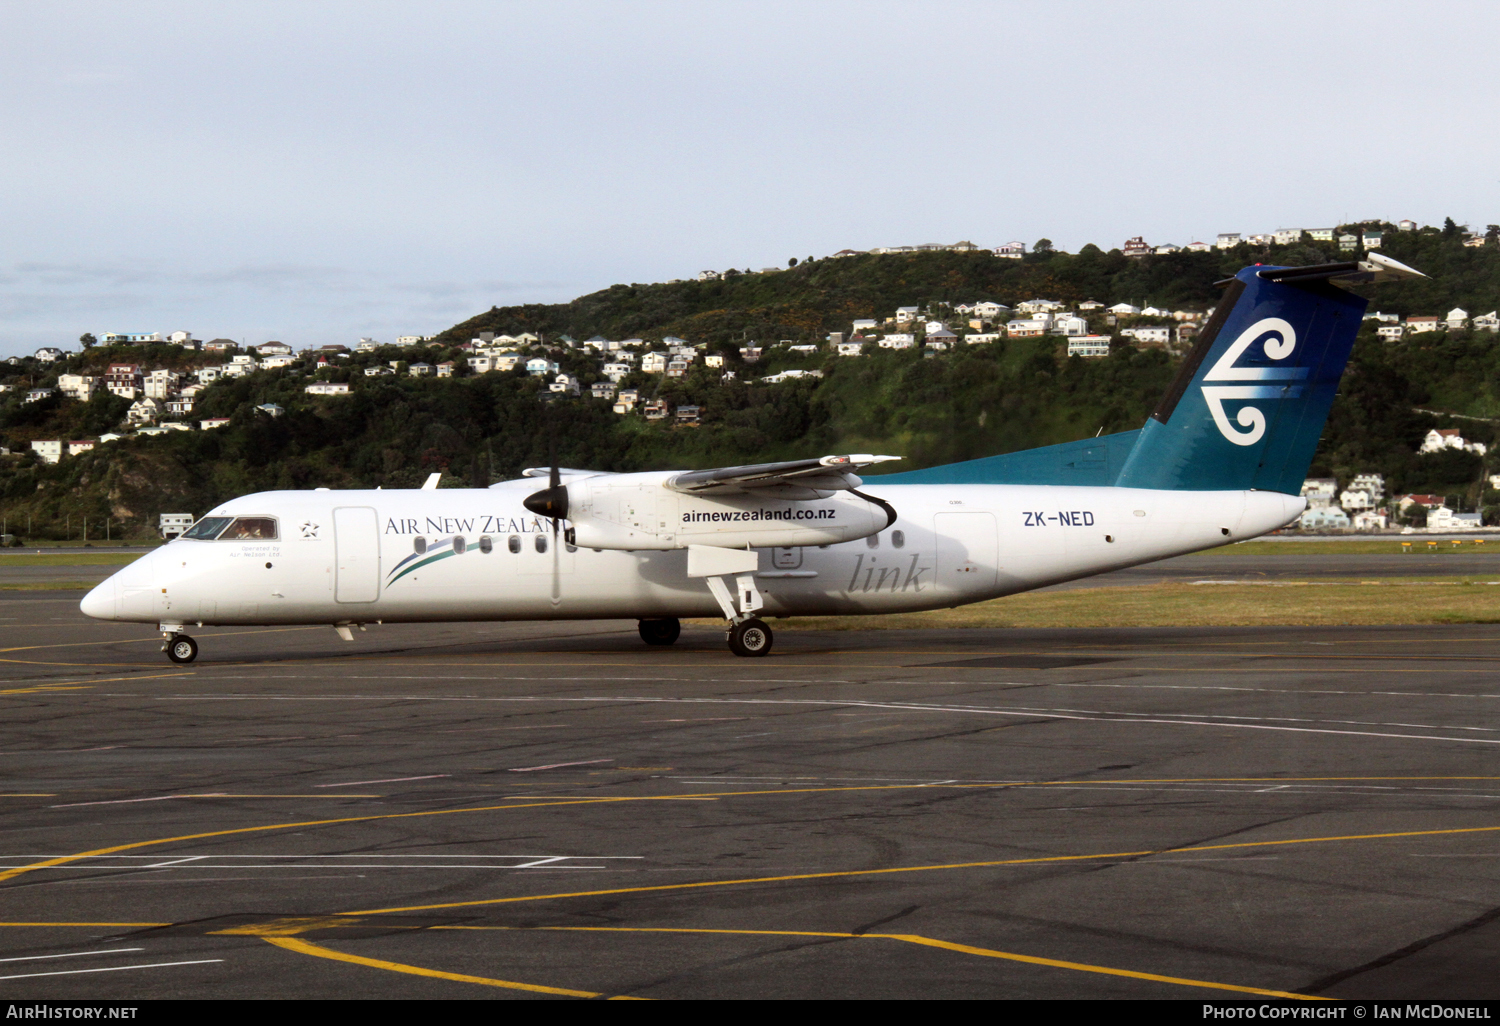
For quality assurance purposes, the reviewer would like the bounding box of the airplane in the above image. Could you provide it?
[80,253,1425,662]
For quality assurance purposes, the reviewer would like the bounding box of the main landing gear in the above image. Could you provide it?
[727,618,772,657]
[638,617,681,646]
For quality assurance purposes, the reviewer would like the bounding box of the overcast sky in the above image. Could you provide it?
[2,0,1496,356]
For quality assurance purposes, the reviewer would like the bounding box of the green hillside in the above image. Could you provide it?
[2,223,1499,541]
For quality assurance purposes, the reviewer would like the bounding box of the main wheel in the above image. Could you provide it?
[727,618,772,657]
[166,634,198,664]
[638,617,681,646]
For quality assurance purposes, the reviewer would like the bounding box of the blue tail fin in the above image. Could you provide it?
[1113,264,1368,494]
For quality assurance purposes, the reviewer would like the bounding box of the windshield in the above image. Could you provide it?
[219,517,278,540]
[181,516,233,540]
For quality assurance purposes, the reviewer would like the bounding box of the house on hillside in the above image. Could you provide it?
[1421,428,1486,455]
[1299,506,1350,530]
[1067,337,1111,358]
[1407,316,1441,334]
[30,440,62,464]
[1301,478,1338,508]
[994,242,1025,258]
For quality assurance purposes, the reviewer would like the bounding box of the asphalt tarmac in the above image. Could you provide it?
[0,585,1498,1001]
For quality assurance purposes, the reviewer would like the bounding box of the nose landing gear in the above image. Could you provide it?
[164,633,198,664]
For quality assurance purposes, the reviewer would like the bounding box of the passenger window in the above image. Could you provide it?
[508,535,521,553]
[182,516,232,540]
[891,530,905,548]
[453,536,467,554]
[219,517,278,540]
[866,533,880,548]
[535,534,548,553]
[479,535,493,553]
[414,536,427,554]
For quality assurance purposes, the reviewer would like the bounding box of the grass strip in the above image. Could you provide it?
[734,580,1500,630]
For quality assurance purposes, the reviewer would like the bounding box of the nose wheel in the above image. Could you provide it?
[164,634,198,664]
[727,618,772,657]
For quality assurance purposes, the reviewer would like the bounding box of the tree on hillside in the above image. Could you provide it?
[1034,238,1054,254]
[79,333,96,348]
[1443,217,1461,240]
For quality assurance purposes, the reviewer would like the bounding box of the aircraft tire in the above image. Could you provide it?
[638,618,681,646]
[166,635,198,664]
[727,619,772,658]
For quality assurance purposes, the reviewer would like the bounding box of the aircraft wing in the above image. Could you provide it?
[666,454,900,497]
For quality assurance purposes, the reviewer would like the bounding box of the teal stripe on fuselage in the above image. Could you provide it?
[862,429,1141,487]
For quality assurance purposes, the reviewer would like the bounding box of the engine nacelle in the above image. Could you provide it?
[561,472,893,551]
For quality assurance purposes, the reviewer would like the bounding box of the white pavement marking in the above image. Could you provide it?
[0,960,222,981]
[509,759,613,772]
[314,774,451,787]
[0,948,143,964]
[138,694,1500,746]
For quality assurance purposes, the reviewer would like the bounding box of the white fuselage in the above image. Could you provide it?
[80,480,1305,627]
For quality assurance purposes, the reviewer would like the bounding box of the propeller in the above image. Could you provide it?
[521,428,569,604]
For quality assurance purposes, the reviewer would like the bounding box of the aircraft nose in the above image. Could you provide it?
[80,578,119,620]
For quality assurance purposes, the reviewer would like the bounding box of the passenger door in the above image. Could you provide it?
[333,506,381,603]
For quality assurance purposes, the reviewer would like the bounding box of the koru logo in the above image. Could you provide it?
[1201,317,1307,446]
[300,521,320,538]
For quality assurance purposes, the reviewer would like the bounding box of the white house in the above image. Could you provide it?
[526,358,558,376]
[894,306,920,323]
[1474,312,1500,332]
[1399,219,1418,231]
[1273,229,1302,245]
[994,242,1025,259]
[1446,308,1469,330]
[1308,228,1335,242]
[1353,509,1389,531]
[30,440,62,464]
[1299,506,1350,530]
[641,352,668,374]
[550,373,580,395]
[1363,232,1383,249]
[67,440,95,456]
[1377,325,1405,342]
[1122,326,1171,345]
[1067,337,1111,358]
[1078,299,1105,311]
[1216,233,1242,249]
[407,362,433,376]
[1301,478,1338,508]
[1016,298,1063,314]
[965,333,1000,344]
[974,302,1009,318]
[704,354,725,368]
[1006,320,1049,338]
[126,398,160,424]
[590,382,616,400]
[144,370,181,399]
[1050,316,1089,337]
[835,342,864,356]
[878,334,914,349]
[25,387,55,404]
[304,382,351,395]
[364,365,395,377]
[1421,428,1486,455]
[1107,303,1141,316]
[256,342,294,357]
[200,417,231,430]
[924,320,946,334]
[851,319,878,333]
[57,374,99,401]
[1407,316,1441,334]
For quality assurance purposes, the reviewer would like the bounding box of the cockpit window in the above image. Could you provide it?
[218,517,279,541]
[182,516,233,540]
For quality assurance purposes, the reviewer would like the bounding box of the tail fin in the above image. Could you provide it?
[1115,257,1418,494]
